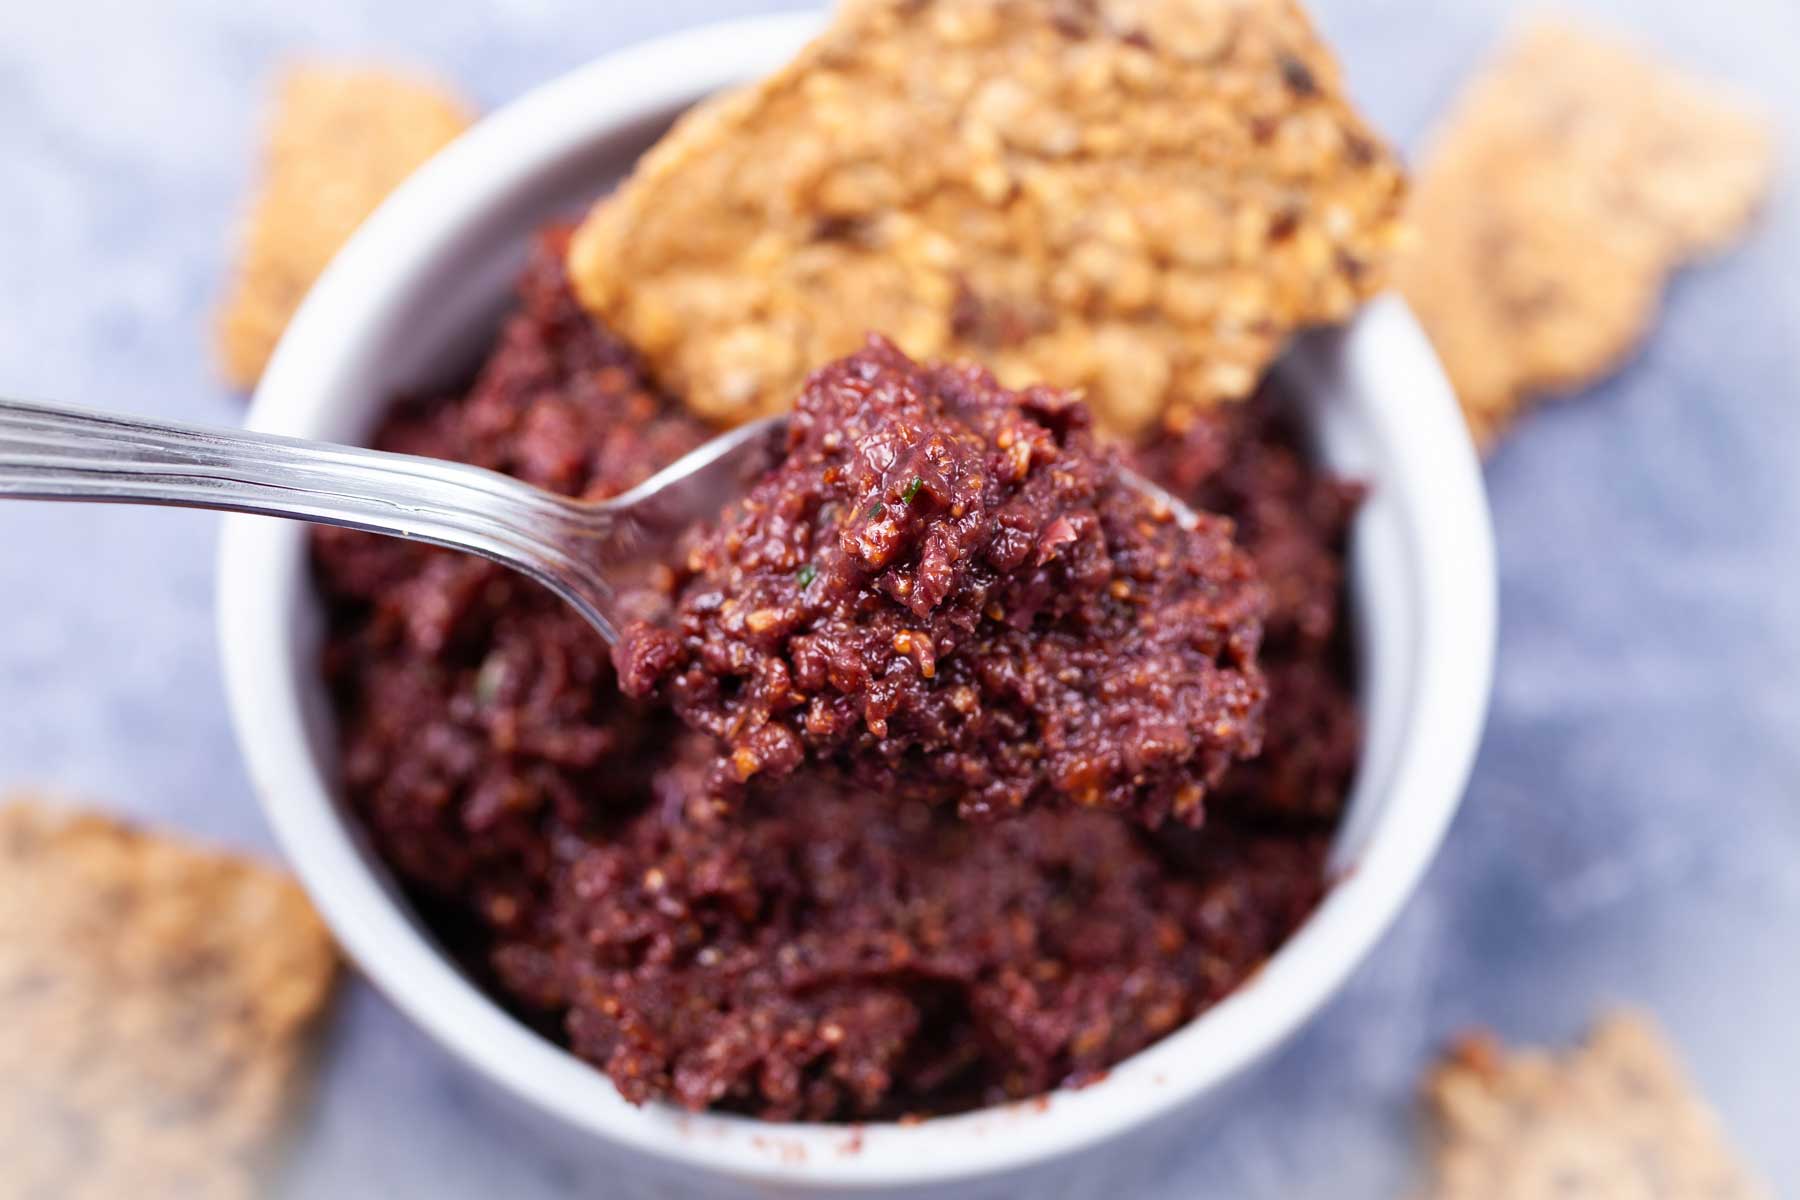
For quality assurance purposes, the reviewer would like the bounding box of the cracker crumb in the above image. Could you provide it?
[1417,1011,1769,1199]
[1395,19,1775,448]
[0,798,340,1200]
[215,64,474,390]
[569,0,1406,435]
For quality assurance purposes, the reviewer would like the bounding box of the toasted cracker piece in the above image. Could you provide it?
[215,64,474,390]
[1395,20,1775,448]
[0,799,340,1200]
[1419,1011,1769,1200]
[569,0,1407,435]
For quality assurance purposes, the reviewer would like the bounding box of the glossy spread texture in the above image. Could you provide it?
[615,338,1267,826]
[312,232,1361,1120]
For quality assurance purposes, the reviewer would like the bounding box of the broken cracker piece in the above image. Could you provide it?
[1418,1011,1769,1200]
[1396,20,1775,447]
[569,0,1407,435]
[0,798,340,1200]
[215,64,474,390]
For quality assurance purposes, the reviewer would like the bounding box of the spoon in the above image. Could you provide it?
[0,397,1198,644]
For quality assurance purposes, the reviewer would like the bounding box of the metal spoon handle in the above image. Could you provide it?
[0,397,624,640]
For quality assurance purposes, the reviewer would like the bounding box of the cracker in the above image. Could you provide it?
[0,799,340,1200]
[1395,20,1775,447]
[215,64,474,390]
[568,0,1407,435]
[1418,1011,1769,1199]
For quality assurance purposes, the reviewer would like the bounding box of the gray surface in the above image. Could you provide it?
[2,1,1796,1195]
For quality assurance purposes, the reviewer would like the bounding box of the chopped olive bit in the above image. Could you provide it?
[472,653,508,706]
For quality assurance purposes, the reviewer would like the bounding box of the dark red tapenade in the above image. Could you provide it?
[614,337,1267,827]
[311,229,1360,1122]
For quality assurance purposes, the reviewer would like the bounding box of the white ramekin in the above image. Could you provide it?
[218,13,1495,1198]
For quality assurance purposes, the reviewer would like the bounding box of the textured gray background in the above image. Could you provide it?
[3,1,1797,1195]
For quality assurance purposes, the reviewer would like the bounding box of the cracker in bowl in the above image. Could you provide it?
[568,0,1408,435]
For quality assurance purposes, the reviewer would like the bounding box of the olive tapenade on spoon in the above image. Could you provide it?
[614,337,1268,827]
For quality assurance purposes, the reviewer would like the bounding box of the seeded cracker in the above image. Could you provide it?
[0,799,340,1200]
[1418,1012,1769,1200]
[568,0,1407,436]
[215,65,474,390]
[1395,20,1775,448]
